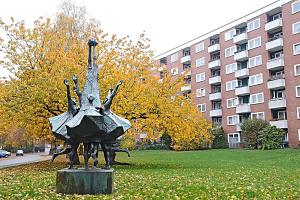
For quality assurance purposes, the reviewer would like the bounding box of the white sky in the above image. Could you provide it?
[0,0,276,77]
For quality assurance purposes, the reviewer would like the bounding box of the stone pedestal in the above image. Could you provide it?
[56,168,114,194]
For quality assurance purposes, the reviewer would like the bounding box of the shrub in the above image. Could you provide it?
[211,126,228,149]
[120,137,136,150]
[258,126,285,150]
[241,119,269,149]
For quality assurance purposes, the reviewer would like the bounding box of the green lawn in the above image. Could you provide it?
[0,149,300,199]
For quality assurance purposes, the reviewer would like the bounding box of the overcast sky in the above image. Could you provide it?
[0,0,277,77]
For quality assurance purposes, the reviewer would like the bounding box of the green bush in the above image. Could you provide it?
[258,126,285,150]
[241,119,269,149]
[211,127,228,149]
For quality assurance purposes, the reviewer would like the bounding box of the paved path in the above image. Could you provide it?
[0,152,51,169]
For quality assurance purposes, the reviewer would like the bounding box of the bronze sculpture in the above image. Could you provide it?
[49,39,131,170]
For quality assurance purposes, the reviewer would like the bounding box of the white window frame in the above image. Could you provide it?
[250,92,264,104]
[225,29,236,41]
[196,88,205,97]
[227,98,237,108]
[298,129,300,141]
[292,0,300,14]
[247,18,260,32]
[227,133,241,143]
[227,115,239,126]
[248,37,261,50]
[248,55,262,68]
[294,64,300,76]
[296,85,300,97]
[293,21,300,35]
[196,73,205,82]
[225,63,237,74]
[251,112,265,120]
[170,67,178,75]
[197,103,206,112]
[170,53,178,63]
[195,42,204,53]
[249,73,263,86]
[196,57,205,67]
[225,46,237,58]
[297,107,300,119]
[226,80,237,91]
[293,43,300,55]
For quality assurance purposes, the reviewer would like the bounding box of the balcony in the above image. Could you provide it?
[208,44,220,53]
[235,68,249,78]
[267,56,284,70]
[236,104,251,114]
[265,18,283,32]
[210,109,222,117]
[236,124,242,132]
[209,76,221,85]
[208,59,221,69]
[234,50,248,61]
[267,78,285,89]
[270,120,288,129]
[181,84,191,92]
[268,98,286,109]
[209,92,222,101]
[233,33,247,44]
[266,37,283,52]
[235,86,250,96]
[181,55,191,64]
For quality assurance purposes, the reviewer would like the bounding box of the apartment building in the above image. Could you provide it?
[154,0,300,147]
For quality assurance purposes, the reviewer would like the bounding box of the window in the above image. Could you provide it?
[196,57,205,67]
[295,64,300,76]
[226,80,237,91]
[228,133,241,143]
[227,115,239,125]
[248,55,262,68]
[248,37,261,50]
[292,0,300,14]
[298,129,300,141]
[297,107,300,119]
[227,98,237,108]
[226,63,237,74]
[225,46,237,58]
[296,86,300,97]
[249,74,263,86]
[196,73,205,82]
[277,111,287,120]
[272,13,282,21]
[170,53,178,63]
[225,29,236,41]
[197,103,206,112]
[293,43,300,55]
[250,92,264,104]
[251,112,265,120]
[170,67,178,75]
[195,42,204,53]
[196,88,205,97]
[247,18,260,32]
[293,21,300,35]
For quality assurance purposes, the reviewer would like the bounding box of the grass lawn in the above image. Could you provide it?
[0,149,300,199]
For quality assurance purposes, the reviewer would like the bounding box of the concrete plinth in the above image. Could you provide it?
[56,168,114,194]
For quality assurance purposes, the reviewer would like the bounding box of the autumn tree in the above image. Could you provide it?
[0,2,212,150]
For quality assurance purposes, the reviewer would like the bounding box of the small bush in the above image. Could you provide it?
[241,119,269,149]
[136,144,169,150]
[120,137,136,150]
[258,126,285,150]
[211,126,228,149]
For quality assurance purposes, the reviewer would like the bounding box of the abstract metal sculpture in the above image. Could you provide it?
[49,39,131,170]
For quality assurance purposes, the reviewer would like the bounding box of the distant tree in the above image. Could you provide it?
[258,126,285,150]
[240,119,269,149]
[211,126,228,149]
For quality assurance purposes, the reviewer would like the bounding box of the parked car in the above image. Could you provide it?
[0,150,10,158]
[16,149,24,156]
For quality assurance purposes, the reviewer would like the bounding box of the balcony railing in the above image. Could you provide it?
[233,32,247,44]
[268,98,286,109]
[208,43,220,53]
[267,56,284,70]
[208,59,221,69]
[266,37,283,52]
[265,18,283,32]
[269,119,288,129]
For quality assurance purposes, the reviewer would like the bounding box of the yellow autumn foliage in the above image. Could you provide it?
[0,2,212,150]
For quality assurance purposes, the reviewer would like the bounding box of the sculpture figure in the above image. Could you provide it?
[49,39,131,170]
